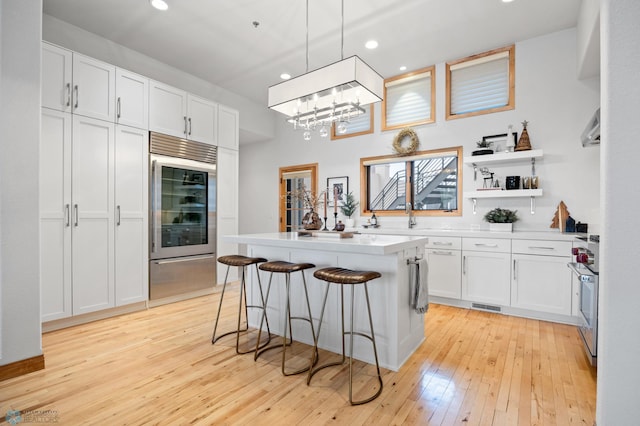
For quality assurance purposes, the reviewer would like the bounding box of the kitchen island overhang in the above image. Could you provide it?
[223,232,429,371]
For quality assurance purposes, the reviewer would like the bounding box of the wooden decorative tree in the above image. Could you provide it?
[515,120,532,151]
[550,201,570,232]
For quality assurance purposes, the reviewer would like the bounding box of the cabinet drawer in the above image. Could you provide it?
[463,237,511,253]
[425,236,461,250]
[512,239,572,256]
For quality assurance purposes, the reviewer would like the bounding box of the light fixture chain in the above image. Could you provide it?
[341,0,345,60]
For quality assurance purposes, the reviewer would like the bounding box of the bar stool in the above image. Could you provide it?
[307,267,383,405]
[212,255,271,354]
[254,260,318,376]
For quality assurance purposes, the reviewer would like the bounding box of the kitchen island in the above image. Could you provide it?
[224,232,429,371]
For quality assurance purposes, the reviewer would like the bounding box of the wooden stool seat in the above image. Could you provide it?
[307,266,384,405]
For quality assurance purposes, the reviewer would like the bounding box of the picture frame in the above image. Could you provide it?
[327,176,348,208]
[482,132,518,152]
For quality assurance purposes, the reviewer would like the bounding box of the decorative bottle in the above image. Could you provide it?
[370,211,377,226]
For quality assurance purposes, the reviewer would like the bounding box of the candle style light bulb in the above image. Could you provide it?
[319,125,328,138]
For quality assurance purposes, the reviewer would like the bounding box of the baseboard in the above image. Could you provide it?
[0,355,45,382]
[42,302,148,333]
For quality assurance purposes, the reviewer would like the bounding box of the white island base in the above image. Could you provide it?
[224,233,429,371]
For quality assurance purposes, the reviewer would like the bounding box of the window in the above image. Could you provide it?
[331,104,373,140]
[382,66,435,131]
[360,147,462,217]
[446,45,515,120]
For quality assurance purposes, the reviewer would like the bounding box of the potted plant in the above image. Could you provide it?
[484,207,518,232]
[472,139,494,156]
[339,191,359,228]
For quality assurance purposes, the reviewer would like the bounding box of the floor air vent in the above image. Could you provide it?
[471,303,501,312]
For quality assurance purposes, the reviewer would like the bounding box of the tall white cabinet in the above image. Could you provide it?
[40,42,148,322]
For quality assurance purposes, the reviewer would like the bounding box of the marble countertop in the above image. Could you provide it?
[223,232,429,255]
[356,227,585,242]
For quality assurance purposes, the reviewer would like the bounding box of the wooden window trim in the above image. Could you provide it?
[330,105,374,140]
[359,146,463,217]
[445,45,515,121]
[382,65,436,131]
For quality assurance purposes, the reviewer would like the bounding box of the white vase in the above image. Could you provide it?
[489,222,513,232]
[345,218,355,228]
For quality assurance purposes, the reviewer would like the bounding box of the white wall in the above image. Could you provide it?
[597,0,640,424]
[0,0,43,365]
[239,28,601,235]
[42,14,276,145]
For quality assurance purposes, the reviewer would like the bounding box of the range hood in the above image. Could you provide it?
[581,108,600,147]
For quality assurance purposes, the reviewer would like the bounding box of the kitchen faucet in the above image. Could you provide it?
[406,202,417,229]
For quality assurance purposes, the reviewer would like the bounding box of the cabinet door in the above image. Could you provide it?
[72,115,115,315]
[187,94,217,145]
[115,69,149,129]
[114,126,149,305]
[216,147,239,284]
[462,251,511,306]
[149,80,188,138]
[41,42,72,113]
[426,249,461,299]
[72,53,115,122]
[511,254,572,315]
[217,104,239,150]
[40,109,72,321]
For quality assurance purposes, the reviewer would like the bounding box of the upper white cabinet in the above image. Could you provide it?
[149,80,218,145]
[41,43,73,113]
[218,104,239,150]
[115,69,149,129]
[72,53,116,122]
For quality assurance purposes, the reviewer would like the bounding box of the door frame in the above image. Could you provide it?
[279,163,318,232]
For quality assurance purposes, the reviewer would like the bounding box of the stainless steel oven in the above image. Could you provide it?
[149,133,217,300]
[568,235,599,366]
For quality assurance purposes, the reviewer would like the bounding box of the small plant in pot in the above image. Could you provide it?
[484,207,518,232]
[339,191,359,228]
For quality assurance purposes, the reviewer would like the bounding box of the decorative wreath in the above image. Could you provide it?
[393,128,420,155]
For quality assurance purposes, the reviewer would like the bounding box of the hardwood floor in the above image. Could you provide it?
[0,285,596,425]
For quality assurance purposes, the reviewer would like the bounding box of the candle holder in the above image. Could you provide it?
[332,212,338,230]
[322,216,329,231]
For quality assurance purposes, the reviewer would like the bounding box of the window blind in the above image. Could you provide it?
[385,72,431,127]
[342,104,371,135]
[450,55,509,115]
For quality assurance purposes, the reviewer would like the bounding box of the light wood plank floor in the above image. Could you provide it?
[1,285,596,425]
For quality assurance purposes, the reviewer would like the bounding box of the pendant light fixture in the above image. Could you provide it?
[268,0,384,140]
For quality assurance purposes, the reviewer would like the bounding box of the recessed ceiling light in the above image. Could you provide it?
[365,40,379,49]
[502,0,515,3]
[280,73,291,80]
[150,0,168,11]
[400,66,407,71]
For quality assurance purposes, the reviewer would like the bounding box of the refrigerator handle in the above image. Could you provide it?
[151,160,157,253]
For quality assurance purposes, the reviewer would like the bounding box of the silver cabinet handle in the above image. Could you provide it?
[116,205,121,226]
[463,255,466,275]
[528,246,555,251]
[475,243,498,247]
[188,117,192,135]
[432,250,454,256]
[433,241,453,246]
[74,204,79,226]
[183,116,188,135]
[117,97,121,119]
[513,259,517,280]
[66,83,71,107]
[74,85,79,109]
[65,204,70,227]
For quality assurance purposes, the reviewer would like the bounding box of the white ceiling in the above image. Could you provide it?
[43,0,582,107]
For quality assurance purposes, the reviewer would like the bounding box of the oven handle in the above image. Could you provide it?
[567,262,596,283]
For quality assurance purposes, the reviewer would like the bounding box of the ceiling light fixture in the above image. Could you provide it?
[365,40,379,49]
[400,66,407,71]
[280,73,291,80]
[150,0,168,11]
[267,0,383,140]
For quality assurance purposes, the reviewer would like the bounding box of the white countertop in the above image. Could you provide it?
[223,232,429,255]
[356,227,585,242]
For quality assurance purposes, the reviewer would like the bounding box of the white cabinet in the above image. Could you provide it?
[72,53,116,122]
[218,104,239,150]
[41,43,73,113]
[425,236,461,299]
[510,239,573,315]
[40,109,148,321]
[149,80,218,145]
[216,147,239,283]
[114,126,149,305]
[462,238,511,306]
[115,69,149,129]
